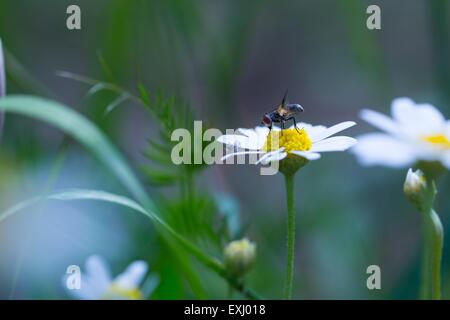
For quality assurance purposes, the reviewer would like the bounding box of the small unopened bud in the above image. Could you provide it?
[404,168,426,197]
[224,238,256,277]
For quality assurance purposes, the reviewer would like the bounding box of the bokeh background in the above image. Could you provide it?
[1,0,450,299]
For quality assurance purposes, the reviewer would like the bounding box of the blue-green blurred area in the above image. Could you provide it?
[1,0,450,299]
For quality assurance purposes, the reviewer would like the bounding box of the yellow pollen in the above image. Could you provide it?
[263,128,312,152]
[422,134,450,149]
[102,285,143,300]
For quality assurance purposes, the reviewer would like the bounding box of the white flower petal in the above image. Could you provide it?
[217,134,264,150]
[290,150,321,160]
[292,122,327,138]
[360,109,399,134]
[237,126,269,139]
[391,97,416,123]
[351,133,416,167]
[255,126,270,137]
[114,261,148,290]
[310,121,356,142]
[310,136,357,152]
[237,128,254,137]
[85,255,112,295]
[256,148,284,164]
[392,97,445,134]
[221,150,265,162]
[259,151,287,165]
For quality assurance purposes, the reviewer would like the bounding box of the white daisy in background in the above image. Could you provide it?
[352,97,450,169]
[64,255,158,300]
[218,121,357,165]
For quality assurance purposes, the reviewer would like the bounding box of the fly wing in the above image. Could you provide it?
[276,104,288,116]
[276,90,290,116]
[281,90,289,107]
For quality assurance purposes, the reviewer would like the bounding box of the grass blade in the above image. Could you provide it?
[0,189,262,299]
[0,95,262,299]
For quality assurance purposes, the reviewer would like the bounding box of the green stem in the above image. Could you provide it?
[283,173,296,300]
[419,216,430,299]
[429,209,443,300]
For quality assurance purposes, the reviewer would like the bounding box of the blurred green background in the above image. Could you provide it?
[1,0,450,299]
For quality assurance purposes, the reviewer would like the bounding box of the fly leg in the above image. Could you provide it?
[293,117,302,134]
[284,116,301,134]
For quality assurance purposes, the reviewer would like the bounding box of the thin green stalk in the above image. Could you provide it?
[419,216,430,299]
[283,173,295,300]
[421,208,443,300]
[429,209,443,300]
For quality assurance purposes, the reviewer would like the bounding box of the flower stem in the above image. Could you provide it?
[419,217,430,299]
[283,173,296,300]
[420,208,443,300]
[429,209,443,300]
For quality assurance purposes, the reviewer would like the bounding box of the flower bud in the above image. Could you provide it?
[224,238,256,277]
[403,168,426,197]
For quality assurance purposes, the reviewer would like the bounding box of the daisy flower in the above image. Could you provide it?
[218,121,357,167]
[352,97,450,169]
[217,119,356,299]
[64,255,158,300]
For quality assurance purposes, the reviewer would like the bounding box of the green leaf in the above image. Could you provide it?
[0,95,153,209]
[0,188,263,299]
[104,93,130,115]
[0,95,262,299]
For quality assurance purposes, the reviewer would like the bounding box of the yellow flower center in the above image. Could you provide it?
[422,134,450,149]
[101,284,143,300]
[262,128,312,152]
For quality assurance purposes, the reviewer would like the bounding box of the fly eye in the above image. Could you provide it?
[262,115,272,126]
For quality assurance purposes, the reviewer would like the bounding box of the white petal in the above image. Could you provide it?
[256,148,284,164]
[351,133,416,167]
[392,97,445,134]
[310,121,356,142]
[360,109,399,134]
[85,255,112,295]
[255,126,271,137]
[221,150,265,161]
[391,97,416,123]
[217,133,265,150]
[310,136,357,152]
[259,151,287,165]
[237,126,269,139]
[114,261,148,290]
[237,128,255,137]
[290,150,321,160]
[293,122,327,138]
